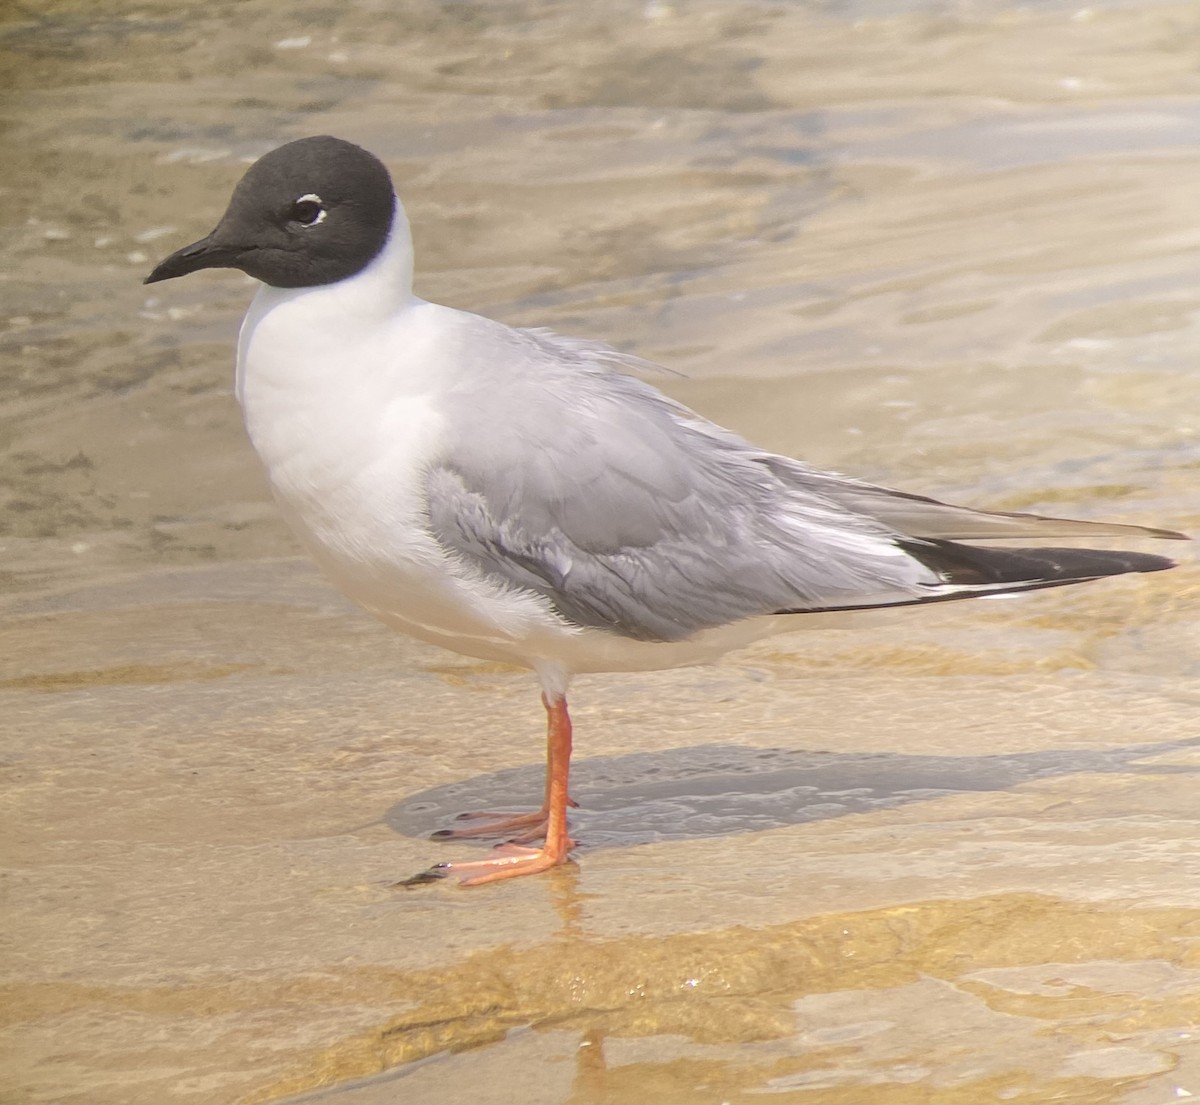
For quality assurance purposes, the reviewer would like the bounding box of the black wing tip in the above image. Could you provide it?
[773,543,1180,619]
[1138,551,1181,572]
[909,540,1181,587]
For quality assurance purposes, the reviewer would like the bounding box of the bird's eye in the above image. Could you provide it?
[289,194,326,226]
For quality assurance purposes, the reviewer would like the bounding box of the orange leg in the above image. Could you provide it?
[401,693,578,887]
[430,703,578,844]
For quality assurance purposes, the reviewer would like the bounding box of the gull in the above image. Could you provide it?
[145,136,1185,885]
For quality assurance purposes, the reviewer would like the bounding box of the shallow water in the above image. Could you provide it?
[3,1,1200,1102]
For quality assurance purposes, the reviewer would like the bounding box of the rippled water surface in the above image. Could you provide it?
[3,1,1200,1103]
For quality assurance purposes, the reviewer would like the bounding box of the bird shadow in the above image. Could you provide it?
[385,734,1200,853]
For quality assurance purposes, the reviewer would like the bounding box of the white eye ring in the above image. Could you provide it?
[291,193,327,226]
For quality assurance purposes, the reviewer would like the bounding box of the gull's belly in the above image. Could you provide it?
[259,425,560,667]
[291,512,542,663]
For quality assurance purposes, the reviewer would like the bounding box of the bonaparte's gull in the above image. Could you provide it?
[146,136,1185,885]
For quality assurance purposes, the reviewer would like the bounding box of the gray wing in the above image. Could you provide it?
[424,326,1182,643]
[787,471,1185,543]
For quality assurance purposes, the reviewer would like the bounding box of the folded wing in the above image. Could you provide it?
[424,327,1183,643]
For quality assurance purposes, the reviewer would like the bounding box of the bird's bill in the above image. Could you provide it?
[143,231,242,284]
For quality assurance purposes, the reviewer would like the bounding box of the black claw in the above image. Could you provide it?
[430,829,455,840]
[396,865,450,888]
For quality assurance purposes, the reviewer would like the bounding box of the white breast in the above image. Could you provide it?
[235,270,570,667]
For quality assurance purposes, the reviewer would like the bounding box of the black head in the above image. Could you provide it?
[144,136,395,289]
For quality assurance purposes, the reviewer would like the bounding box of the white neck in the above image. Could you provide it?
[235,196,417,404]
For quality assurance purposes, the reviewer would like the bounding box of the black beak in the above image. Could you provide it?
[143,231,244,284]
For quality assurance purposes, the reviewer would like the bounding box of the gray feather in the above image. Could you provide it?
[423,326,1182,643]
[424,329,921,641]
[788,472,1186,542]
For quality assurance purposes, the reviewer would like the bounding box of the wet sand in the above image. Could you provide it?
[3,1,1200,1102]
